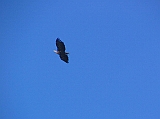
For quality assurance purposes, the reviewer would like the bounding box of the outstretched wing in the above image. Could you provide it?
[56,38,66,52]
[59,52,69,63]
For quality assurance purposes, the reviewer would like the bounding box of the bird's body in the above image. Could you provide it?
[54,38,69,63]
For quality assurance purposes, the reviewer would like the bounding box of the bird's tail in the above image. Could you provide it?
[65,52,69,54]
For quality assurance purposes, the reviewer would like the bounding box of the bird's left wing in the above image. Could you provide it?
[56,38,66,51]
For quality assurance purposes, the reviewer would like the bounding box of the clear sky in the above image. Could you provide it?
[1,0,160,119]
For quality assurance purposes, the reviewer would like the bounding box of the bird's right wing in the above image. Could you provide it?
[60,53,69,63]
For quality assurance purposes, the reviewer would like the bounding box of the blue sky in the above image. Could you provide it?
[1,0,160,118]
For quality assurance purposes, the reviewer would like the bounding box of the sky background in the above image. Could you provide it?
[1,0,160,119]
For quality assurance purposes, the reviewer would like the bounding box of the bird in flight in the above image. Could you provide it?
[53,38,69,63]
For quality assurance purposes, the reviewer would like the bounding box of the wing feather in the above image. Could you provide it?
[56,38,66,52]
[59,53,69,63]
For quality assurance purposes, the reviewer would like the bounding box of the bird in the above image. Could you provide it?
[53,38,69,63]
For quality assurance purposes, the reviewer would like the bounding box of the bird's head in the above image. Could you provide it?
[53,50,59,54]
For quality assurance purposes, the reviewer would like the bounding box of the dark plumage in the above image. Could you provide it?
[54,38,69,63]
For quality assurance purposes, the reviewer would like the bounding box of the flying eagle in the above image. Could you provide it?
[54,38,69,63]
